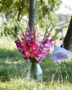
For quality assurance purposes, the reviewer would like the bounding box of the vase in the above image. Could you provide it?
[27,58,43,81]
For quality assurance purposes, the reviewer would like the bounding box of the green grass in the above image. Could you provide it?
[0,36,72,90]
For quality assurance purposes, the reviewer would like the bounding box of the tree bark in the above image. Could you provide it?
[63,18,72,52]
[29,0,35,34]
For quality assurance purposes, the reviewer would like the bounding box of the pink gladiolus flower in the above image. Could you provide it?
[15,25,55,63]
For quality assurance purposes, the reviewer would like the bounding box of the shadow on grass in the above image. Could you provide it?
[0,48,23,60]
[0,58,27,82]
[41,57,72,83]
[0,48,72,83]
[0,48,27,82]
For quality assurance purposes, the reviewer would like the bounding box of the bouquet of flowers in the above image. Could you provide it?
[15,26,54,62]
[15,25,55,81]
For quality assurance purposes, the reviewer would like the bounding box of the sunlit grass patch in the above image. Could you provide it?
[0,79,72,90]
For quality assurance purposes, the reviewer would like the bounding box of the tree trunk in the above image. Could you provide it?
[29,0,35,34]
[63,18,72,52]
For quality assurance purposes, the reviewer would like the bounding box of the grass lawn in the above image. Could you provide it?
[0,36,72,90]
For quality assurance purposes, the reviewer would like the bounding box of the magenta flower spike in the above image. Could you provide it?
[15,25,54,63]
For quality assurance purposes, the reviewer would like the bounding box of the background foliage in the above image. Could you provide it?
[0,0,61,36]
